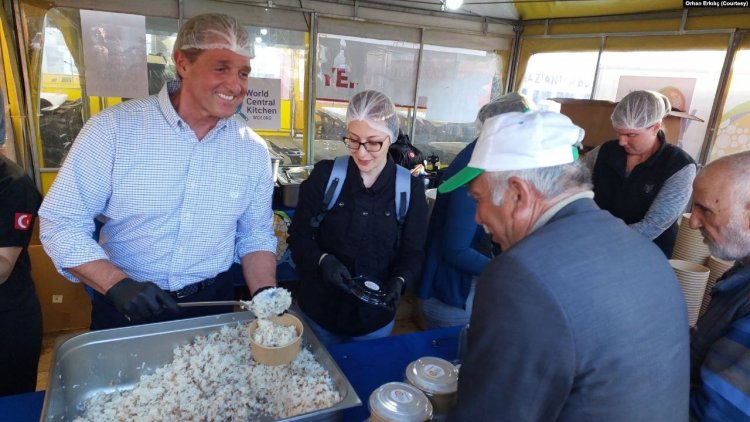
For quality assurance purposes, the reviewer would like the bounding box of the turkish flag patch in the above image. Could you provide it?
[15,213,32,230]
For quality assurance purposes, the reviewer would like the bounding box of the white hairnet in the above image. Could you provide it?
[476,92,534,131]
[611,90,671,130]
[175,14,254,59]
[346,90,399,142]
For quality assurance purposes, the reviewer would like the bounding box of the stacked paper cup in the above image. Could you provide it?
[672,214,711,266]
[698,256,735,318]
[669,259,710,327]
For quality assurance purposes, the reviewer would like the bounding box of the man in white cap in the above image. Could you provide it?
[442,111,689,420]
[688,151,750,420]
[39,14,277,329]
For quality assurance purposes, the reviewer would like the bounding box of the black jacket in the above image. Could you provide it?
[592,132,694,257]
[288,156,427,336]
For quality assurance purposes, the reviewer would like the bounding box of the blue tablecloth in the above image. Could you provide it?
[0,326,460,422]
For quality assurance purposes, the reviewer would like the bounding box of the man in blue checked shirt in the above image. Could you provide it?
[38,14,277,330]
[689,151,750,421]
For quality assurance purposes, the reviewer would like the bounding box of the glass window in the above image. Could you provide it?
[245,26,308,165]
[709,48,750,161]
[38,9,178,170]
[412,44,502,165]
[314,33,419,162]
[518,51,599,111]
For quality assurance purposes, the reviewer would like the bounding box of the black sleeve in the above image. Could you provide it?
[389,175,428,287]
[287,160,334,280]
[0,174,41,248]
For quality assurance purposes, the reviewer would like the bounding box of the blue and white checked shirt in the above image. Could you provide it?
[39,80,276,291]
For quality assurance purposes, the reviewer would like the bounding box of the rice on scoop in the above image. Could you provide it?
[242,287,292,318]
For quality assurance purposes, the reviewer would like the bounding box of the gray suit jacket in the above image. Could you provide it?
[453,198,689,421]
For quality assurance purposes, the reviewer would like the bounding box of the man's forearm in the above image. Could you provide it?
[0,246,22,285]
[0,256,13,284]
[68,259,128,294]
[241,251,276,295]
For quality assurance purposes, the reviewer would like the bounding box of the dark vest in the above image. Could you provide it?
[592,132,694,257]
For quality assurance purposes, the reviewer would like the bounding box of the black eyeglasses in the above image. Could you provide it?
[342,136,388,152]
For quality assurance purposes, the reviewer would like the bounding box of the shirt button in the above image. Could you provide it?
[363,211,368,216]
[190,183,197,189]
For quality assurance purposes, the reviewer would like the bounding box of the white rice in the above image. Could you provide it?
[73,323,341,421]
[253,318,298,347]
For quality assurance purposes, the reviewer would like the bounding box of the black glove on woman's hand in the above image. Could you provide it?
[106,277,179,320]
[319,254,351,293]
[383,277,405,310]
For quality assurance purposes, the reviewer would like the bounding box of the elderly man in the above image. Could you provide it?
[39,14,277,330]
[440,111,689,421]
[689,151,750,420]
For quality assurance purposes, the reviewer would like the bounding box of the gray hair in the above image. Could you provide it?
[475,92,533,132]
[710,151,750,215]
[486,161,592,205]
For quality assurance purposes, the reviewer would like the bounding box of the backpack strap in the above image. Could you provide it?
[325,156,349,210]
[394,164,411,225]
[310,156,349,229]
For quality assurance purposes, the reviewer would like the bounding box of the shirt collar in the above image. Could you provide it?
[530,190,595,233]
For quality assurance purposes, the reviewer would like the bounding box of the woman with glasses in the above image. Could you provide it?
[288,90,428,345]
[582,90,696,257]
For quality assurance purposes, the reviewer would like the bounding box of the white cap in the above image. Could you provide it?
[439,111,584,193]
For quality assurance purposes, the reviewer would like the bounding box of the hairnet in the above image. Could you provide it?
[346,90,399,142]
[476,92,534,131]
[611,90,671,130]
[175,14,254,59]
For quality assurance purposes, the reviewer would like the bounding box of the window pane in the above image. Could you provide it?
[314,34,419,162]
[595,50,725,159]
[246,26,308,165]
[518,51,598,111]
[710,49,750,161]
[413,45,502,165]
[39,8,179,168]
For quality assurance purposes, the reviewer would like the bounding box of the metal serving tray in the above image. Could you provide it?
[40,310,361,421]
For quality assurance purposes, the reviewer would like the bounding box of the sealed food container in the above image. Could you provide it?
[349,275,389,308]
[404,357,458,418]
[368,382,433,422]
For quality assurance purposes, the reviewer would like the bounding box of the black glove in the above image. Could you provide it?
[106,278,180,320]
[319,254,351,293]
[383,277,405,310]
[252,285,276,298]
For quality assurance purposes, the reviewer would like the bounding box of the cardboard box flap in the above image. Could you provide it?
[669,110,703,122]
[551,97,702,148]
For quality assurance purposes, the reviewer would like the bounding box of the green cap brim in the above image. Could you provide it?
[438,167,484,194]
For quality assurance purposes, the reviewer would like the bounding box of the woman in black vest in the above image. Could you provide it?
[288,90,427,345]
[583,90,696,257]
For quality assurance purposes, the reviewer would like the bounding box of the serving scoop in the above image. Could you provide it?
[177,301,250,309]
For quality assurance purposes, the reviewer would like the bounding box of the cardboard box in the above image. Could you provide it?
[28,245,92,333]
[552,98,703,149]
